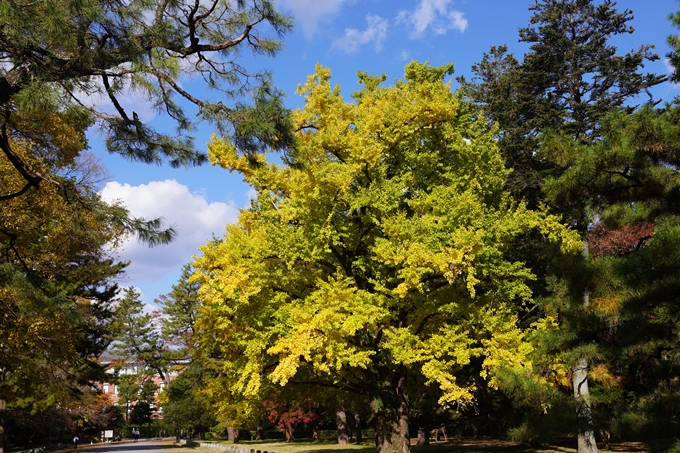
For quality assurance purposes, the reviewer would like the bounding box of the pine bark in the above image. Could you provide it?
[574,241,597,453]
[574,358,597,453]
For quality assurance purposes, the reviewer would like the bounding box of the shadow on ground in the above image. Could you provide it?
[75,439,180,453]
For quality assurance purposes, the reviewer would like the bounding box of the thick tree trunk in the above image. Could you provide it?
[337,411,349,444]
[416,428,429,446]
[354,412,362,444]
[372,366,411,453]
[227,427,240,443]
[574,241,597,453]
[256,423,264,441]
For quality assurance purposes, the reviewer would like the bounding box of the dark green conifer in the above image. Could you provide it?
[460,1,666,451]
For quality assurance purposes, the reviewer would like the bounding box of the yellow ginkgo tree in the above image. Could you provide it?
[193,61,579,453]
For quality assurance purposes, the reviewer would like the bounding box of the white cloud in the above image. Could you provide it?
[277,0,348,38]
[397,0,467,37]
[246,188,258,202]
[333,14,388,54]
[664,58,680,87]
[101,179,238,283]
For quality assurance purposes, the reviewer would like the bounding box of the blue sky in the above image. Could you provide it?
[95,0,680,307]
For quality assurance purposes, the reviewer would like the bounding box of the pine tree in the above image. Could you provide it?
[543,104,680,452]
[0,0,294,204]
[0,143,128,452]
[156,264,201,354]
[460,1,665,450]
[110,287,171,386]
[460,0,664,209]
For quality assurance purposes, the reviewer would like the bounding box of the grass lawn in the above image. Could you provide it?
[191,438,646,453]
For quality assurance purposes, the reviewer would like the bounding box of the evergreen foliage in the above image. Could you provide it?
[161,362,216,440]
[0,135,128,451]
[110,287,171,383]
[0,0,294,172]
[543,105,680,451]
[459,0,665,211]
[459,1,668,450]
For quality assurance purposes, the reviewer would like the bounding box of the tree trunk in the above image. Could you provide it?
[354,412,362,444]
[0,397,6,453]
[372,366,411,453]
[0,65,28,107]
[256,423,264,441]
[337,411,349,444]
[574,241,598,453]
[284,422,294,443]
[436,426,447,442]
[574,357,597,453]
[602,430,611,451]
[416,428,429,446]
[227,427,236,442]
[487,413,498,437]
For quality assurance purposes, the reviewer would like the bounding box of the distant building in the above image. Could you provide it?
[97,351,183,420]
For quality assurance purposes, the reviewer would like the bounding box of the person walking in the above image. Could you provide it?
[73,435,79,449]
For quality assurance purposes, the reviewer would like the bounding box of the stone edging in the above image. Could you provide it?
[198,442,275,453]
[13,447,46,453]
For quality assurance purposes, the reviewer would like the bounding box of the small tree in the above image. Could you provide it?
[161,363,215,441]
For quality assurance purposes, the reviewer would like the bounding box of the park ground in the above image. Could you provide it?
[188,438,648,453]
[34,436,647,453]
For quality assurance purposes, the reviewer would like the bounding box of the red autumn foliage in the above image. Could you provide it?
[262,400,323,442]
[588,222,654,258]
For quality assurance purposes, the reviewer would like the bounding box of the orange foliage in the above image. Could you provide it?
[589,222,655,258]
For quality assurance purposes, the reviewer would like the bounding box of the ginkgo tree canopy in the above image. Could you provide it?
[193,61,579,453]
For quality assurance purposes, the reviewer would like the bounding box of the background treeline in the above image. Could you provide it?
[3,1,680,453]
